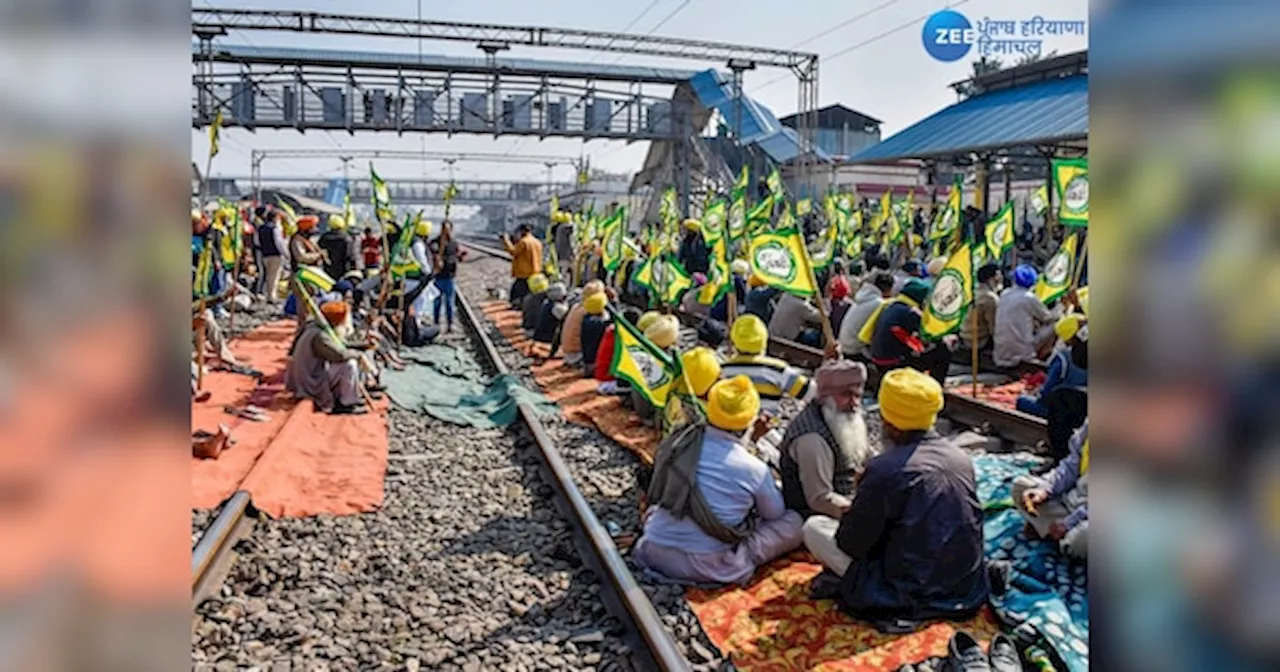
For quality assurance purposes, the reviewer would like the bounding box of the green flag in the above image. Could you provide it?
[701,199,727,243]
[921,242,974,340]
[984,200,1016,260]
[609,308,680,409]
[370,164,393,224]
[748,226,817,297]
[1035,232,1080,304]
[1053,158,1089,227]
[600,207,627,272]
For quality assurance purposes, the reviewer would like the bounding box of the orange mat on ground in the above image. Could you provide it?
[687,553,1001,671]
[191,320,389,518]
[480,301,660,463]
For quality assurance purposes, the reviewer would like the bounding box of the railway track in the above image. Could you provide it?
[191,258,700,670]
[458,235,1047,450]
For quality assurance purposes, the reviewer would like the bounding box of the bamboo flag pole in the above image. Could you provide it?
[796,228,836,355]
[1069,231,1089,292]
[297,271,376,409]
[970,300,980,399]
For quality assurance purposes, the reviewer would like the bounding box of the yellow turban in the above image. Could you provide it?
[328,214,347,231]
[706,375,760,432]
[1075,286,1089,317]
[730,314,768,355]
[528,273,549,295]
[583,280,606,298]
[877,368,943,432]
[683,218,702,232]
[415,219,433,238]
[1055,314,1083,342]
[645,315,680,349]
[681,347,722,398]
[584,292,607,316]
[636,311,661,333]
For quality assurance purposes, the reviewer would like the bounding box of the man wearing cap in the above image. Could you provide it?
[502,224,544,307]
[721,314,814,415]
[803,368,988,627]
[560,280,604,367]
[994,263,1056,370]
[779,361,875,520]
[532,282,569,350]
[863,278,957,386]
[521,273,550,336]
[636,376,804,586]
[318,214,358,281]
[678,219,710,275]
[1016,315,1088,419]
[285,300,373,415]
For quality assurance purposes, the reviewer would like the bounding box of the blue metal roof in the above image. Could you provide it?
[849,74,1088,163]
[688,69,829,165]
[198,43,710,84]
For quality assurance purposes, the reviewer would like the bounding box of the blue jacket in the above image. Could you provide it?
[869,299,923,364]
[1038,347,1088,399]
[835,432,989,624]
[744,287,779,324]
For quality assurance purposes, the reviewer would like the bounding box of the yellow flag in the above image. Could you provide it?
[984,200,1016,260]
[209,109,222,159]
[1035,232,1080,304]
[921,242,974,340]
[1053,158,1089,227]
[610,311,679,409]
[748,227,817,297]
[1029,183,1050,216]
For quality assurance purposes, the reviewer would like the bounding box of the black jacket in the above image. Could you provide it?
[835,432,989,626]
[318,230,356,280]
[678,233,710,274]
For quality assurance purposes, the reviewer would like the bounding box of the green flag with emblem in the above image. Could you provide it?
[1052,158,1089,227]
[370,164,394,224]
[748,226,817,297]
[1035,232,1080,304]
[609,308,680,409]
[701,199,726,244]
[600,206,627,272]
[921,241,974,340]
[984,200,1016,260]
[808,220,839,270]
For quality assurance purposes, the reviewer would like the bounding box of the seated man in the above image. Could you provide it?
[803,368,989,628]
[769,291,823,348]
[743,275,780,324]
[779,360,875,519]
[863,278,956,386]
[635,375,804,585]
[284,300,374,415]
[695,318,728,356]
[994,264,1056,370]
[579,292,610,375]
[838,271,893,361]
[561,280,605,366]
[721,314,814,417]
[955,264,1002,367]
[532,282,569,350]
[660,346,721,437]
[1017,315,1088,418]
[521,273,549,335]
[1014,420,1088,561]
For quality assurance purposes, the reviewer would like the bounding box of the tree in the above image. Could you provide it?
[952,56,1005,100]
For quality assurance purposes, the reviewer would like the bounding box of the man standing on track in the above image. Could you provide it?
[502,224,543,308]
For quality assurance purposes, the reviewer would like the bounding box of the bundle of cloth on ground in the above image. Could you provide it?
[381,344,556,429]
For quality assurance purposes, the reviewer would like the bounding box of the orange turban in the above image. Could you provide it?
[297,215,319,232]
[320,301,349,325]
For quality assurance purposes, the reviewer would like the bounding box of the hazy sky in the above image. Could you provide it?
[193,0,1087,183]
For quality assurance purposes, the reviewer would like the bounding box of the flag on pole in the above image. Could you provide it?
[808,220,839,270]
[278,200,299,237]
[795,198,812,217]
[746,193,775,235]
[727,196,747,242]
[388,212,422,278]
[1035,232,1080,304]
[931,184,961,241]
[870,190,893,231]
[701,199,726,243]
[657,257,693,305]
[296,265,336,292]
[209,109,223,159]
[984,200,1016,260]
[370,164,393,224]
[921,241,974,340]
[600,207,627,272]
[1052,158,1089,227]
[766,168,784,198]
[343,190,354,228]
[193,243,214,297]
[1029,183,1050,216]
[698,234,732,305]
[732,165,749,201]
[748,227,817,297]
[843,232,863,260]
[609,309,680,409]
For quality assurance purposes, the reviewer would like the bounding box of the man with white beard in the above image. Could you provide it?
[777,360,874,520]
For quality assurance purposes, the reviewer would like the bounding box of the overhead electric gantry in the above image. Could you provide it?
[191,7,819,216]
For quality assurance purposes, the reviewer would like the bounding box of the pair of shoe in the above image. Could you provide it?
[947,632,1020,671]
[330,403,369,416]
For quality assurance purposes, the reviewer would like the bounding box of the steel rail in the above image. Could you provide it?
[191,490,256,606]
[452,280,690,672]
[459,236,1048,448]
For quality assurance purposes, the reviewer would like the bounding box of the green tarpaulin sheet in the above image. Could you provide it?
[383,345,556,429]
